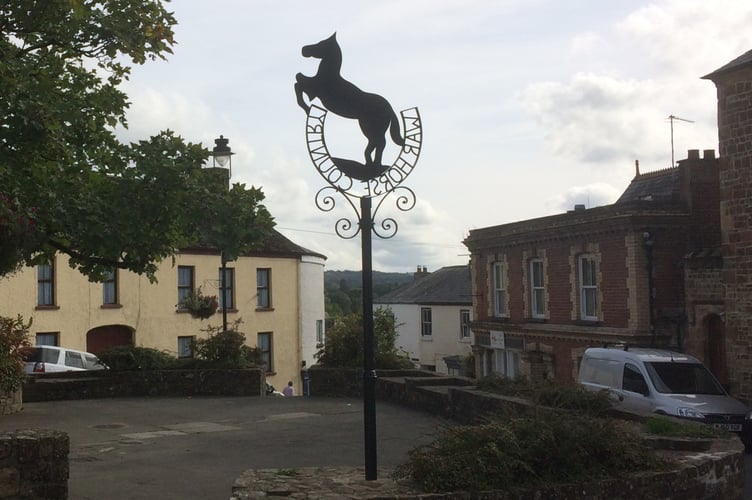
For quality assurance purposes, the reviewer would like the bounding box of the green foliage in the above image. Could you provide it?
[0,1,275,280]
[177,287,218,320]
[191,320,261,369]
[315,307,413,369]
[644,415,728,439]
[393,415,666,493]
[476,376,613,414]
[323,271,414,317]
[0,315,32,392]
[98,345,178,371]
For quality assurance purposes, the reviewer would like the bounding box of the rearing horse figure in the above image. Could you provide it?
[295,33,404,167]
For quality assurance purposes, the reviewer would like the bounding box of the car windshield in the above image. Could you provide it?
[645,362,725,395]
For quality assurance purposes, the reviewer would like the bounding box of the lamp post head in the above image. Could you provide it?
[212,135,234,171]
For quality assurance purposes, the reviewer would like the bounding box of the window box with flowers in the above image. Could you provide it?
[177,288,219,320]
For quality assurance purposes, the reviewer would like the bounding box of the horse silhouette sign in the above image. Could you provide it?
[295,33,422,198]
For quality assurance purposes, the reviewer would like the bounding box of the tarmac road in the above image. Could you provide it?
[0,396,447,500]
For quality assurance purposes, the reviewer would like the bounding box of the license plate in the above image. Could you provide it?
[713,423,742,432]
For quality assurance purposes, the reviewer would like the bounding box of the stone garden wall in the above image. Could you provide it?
[0,390,21,416]
[22,368,265,402]
[0,429,68,500]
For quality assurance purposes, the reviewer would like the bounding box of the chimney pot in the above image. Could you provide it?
[688,149,700,159]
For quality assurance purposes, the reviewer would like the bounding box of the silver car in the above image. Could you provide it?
[24,346,107,374]
[578,346,752,449]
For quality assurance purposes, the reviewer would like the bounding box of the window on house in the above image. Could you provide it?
[258,332,273,372]
[37,262,55,306]
[103,269,118,305]
[460,309,471,339]
[177,336,195,358]
[257,268,271,308]
[177,266,194,304]
[35,332,59,346]
[530,259,545,318]
[494,349,521,378]
[492,262,506,317]
[219,267,235,310]
[316,319,324,346]
[421,307,432,336]
[579,254,598,320]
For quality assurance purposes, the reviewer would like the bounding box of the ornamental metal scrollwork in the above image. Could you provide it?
[296,33,421,241]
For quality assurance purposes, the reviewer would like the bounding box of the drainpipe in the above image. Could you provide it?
[643,232,655,345]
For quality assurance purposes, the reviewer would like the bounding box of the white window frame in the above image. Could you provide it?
[494,349,520,378]
[219,267,235,310]
[530,259,545,319]
[177,336,195,358]
[177,266,194,304]
[460,309,471,340]
[492,262,507,317]
[257,268,271,309]
[579,254,598,321]
[421,307,432,337]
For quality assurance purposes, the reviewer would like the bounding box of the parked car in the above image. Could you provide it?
[23,346,107,374]
[578,346,752,450]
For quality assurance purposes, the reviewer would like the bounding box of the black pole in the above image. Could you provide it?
[221,251,228,332]
[360,196,377,480]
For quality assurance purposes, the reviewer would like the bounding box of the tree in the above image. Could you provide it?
[315,307,412,369]
[0,1,272,281]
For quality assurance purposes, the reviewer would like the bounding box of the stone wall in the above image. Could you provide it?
[0,389,21,416]
[234,371,745,499]
[0,429,68,500]
[709,62,752,401]
[23,368,265,402]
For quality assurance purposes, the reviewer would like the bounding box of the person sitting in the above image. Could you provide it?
[282,381,294,397]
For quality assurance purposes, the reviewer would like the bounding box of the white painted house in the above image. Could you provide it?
[375,265,473,374]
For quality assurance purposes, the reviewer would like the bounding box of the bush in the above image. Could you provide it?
[476,376,612,414]
[190,323,260,369]
[0,315,32,392]
[394,414,666,493]
[315,307,413,369]
[98,345,178,371]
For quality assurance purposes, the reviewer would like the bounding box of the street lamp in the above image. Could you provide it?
[212,135,234,175]
[211,135,233,332]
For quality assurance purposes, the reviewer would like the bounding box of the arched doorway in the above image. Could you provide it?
[86,325,134,355]
[705,314,727,388]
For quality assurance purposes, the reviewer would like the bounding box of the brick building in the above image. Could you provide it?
[703,49,752,401]
[464,150,720,385]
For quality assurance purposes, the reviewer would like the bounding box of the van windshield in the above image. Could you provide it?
[644,362,725,395]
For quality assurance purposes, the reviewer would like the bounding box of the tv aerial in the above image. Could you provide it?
[666,114,694,167]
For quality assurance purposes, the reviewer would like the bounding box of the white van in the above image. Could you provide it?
[578,346,752,449]
[24,346,107,374]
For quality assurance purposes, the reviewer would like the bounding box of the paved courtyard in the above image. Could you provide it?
[0,396,447,500]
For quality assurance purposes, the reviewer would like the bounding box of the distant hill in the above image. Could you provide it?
[324,270,414,315]
[325,270,413,289]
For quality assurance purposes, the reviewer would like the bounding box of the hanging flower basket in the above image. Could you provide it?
[178,288,219,320]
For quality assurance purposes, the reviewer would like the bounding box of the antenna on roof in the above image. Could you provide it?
[666,115,694,167]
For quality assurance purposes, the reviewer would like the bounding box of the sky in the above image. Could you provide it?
[116,0,752,272]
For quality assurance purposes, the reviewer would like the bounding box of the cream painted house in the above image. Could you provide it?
[0,230,326,392]
[375,265,473,374]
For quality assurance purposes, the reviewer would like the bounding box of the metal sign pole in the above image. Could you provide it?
[360,195,377,480]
